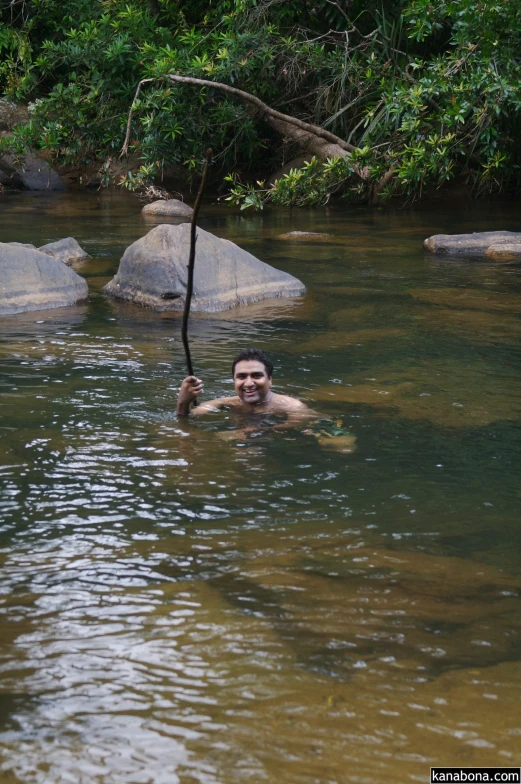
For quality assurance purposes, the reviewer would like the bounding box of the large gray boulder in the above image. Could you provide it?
[103,223,306,312]
[0,152,65,191]
[424,231,521,255]
[39,237,89,265]
[0,243,88,315]
[7,242,37,250]
[141,199,193,218]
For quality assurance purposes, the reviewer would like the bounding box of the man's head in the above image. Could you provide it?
[232,348,273,405]
[232,348,273,379]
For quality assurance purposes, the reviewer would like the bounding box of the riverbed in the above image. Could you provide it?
[1,191,521,783]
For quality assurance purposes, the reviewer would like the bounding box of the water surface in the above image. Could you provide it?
[1,191,521,783]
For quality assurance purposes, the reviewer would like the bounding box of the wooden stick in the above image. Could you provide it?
[181,148,212,401]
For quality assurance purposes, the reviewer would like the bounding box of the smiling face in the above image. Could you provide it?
[233,359,272,405]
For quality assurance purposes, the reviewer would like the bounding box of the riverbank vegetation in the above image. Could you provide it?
[1,0,520,205]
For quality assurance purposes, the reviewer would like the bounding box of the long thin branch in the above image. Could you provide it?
[181,148,212,393]
[120,77,156,157]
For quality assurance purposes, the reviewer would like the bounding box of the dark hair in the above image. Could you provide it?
[232,348,273,378]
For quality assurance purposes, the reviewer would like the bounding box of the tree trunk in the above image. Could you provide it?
[264,115,348,160]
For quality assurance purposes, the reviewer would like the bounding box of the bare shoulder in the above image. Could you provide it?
[271,393,310,412]
[192,396,240,415]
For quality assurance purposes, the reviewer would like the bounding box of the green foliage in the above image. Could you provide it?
[225,156,358,209]
[220,0,521,206]
[1,0,520,203]
[0,0,283,177]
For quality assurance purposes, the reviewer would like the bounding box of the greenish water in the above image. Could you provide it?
[1,191,521,783]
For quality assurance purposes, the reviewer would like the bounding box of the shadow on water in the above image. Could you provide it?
[208,541,521,681]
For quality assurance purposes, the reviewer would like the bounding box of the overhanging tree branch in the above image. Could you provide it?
[121,74,355,159]
[120,74,396,198]
[165,73,356,153]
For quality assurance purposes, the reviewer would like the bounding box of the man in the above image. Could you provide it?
[176,348,356,452]
[176,347,311,421]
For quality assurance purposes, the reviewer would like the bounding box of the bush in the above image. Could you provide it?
[1,0,520,203]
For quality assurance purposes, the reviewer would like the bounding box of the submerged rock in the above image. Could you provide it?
[0,243,88,315]
[232,530,521,678]
[141,199,193,218]
[312,358,521,428]
[104,223,306,312]
[409,287,520,312]
[328,304,377,327]
[39,237,89,265]
[424,231,521,257]
[298,326,409,352]
[276,231,332,241]
[415,304,521,345]
[0,152,66,191]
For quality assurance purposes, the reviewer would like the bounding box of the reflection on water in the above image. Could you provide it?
[1,191,521,782]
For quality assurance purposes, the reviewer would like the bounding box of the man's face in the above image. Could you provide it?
[233,360,272,405]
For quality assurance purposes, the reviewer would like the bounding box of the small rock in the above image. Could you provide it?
[104,223,305,312]
[0,243,88,315]
[141,199,193,218]
[276,231,332,241]
[424,231,521,255]
[39,237,89,265]
[484,243,521,261]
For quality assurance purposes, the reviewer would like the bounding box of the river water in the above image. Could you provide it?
[1,191,521,783]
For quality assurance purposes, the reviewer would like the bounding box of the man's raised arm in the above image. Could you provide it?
[176,376,204,416]
[176,376,229,417]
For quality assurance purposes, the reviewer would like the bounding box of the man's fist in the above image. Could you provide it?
[176,376,204,415]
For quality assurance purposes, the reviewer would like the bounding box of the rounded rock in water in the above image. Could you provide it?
[0,243,88,315]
